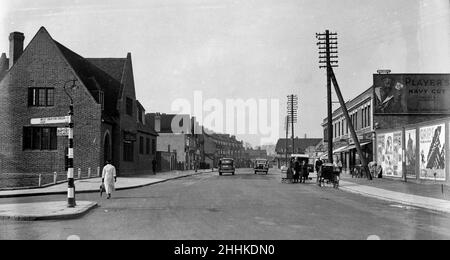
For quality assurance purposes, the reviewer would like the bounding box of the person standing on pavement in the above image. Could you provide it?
[102,161,117,199]
[315,158,323,174]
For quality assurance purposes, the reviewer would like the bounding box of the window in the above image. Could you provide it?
[146,138,150,155]
[126,97,133,116]
[99,91,104,110]
[23,127,57,150]
[137,106,144,124]
[152,139,156,155]
[367,105,371,127]
[28,88,55,107]
[123,141,134,161]
[139,136,144,154]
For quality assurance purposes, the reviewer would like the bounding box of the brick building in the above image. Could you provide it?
[0,27,157,187]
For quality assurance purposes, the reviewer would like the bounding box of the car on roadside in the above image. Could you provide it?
[218,158,235,176]
[254,159,269,174]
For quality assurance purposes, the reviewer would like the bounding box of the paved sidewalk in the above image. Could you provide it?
[0,169,211,221]
[339,174,450,214]
[0,201,97,221]
[276,168,450,214]
[0,169,211,198]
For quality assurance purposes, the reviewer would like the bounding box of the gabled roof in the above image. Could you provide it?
[275,138,322,153]
[86,58,126,84]
[52,40,122,118]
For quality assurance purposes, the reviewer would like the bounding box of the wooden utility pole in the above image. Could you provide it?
[287,95,298,156]
[317,30,372,180]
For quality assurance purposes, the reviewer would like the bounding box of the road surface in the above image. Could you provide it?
[1,168,449,240]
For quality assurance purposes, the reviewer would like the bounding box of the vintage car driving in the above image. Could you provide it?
[218,158,235,176]
[254,159,269,174]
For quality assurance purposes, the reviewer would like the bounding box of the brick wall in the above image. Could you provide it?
[0,28,102,182]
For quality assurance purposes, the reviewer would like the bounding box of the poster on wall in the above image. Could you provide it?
[419,124,446,180]
[392,132,403,177]
[405,129,417,178]
[376,134,385,173]
[377,132,402,178]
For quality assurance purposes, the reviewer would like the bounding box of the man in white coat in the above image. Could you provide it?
[102,161,117,199]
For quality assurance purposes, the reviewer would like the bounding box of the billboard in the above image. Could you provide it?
[405,129,417,178]
[376,131,403,178]
[419,124,446,180]
[373,74,450,114]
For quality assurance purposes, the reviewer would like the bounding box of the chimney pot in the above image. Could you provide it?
[9,32,25,69]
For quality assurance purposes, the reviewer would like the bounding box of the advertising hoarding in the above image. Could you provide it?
[376,131,403,178]
[373,74,450,114]
[419,124,446,180]
[405,129,417,178]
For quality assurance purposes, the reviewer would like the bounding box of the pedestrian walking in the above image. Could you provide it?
[102,160,117,199]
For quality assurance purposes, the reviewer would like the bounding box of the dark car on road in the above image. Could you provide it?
[219,158,235,176]
[254,159,269,174]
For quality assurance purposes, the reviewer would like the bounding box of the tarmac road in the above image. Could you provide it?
[1,168,450,240]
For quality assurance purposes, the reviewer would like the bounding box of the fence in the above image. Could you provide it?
[0,167,102,189]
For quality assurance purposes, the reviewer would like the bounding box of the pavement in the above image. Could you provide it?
[0,201,97,221]
[338,173,450,214]
[0,169,211,221]
[278,168,450,214]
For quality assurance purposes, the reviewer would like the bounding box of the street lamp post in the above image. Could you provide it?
[63,79,77,208]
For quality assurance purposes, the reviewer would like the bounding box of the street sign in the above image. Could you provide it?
[30,116,70,125]
[57,128,70,136]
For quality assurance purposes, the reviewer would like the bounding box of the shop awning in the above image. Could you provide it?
[333,141,372,153]
[333,146,349,154]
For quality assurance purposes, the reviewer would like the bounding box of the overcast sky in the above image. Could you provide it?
[1,0,449,146]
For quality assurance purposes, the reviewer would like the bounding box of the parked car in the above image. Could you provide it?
[254,159,269,174]
[219,158,235,176]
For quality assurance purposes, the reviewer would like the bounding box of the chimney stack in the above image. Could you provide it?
[9,32,25,69]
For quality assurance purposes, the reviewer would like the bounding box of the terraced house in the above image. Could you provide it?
[0,27,157,187]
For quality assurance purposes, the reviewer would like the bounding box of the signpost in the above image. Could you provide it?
[30,113,75,207]
[31,116,71,125]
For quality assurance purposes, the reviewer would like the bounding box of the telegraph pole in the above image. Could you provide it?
[285,115,289,166]
[287,95,298,156]
[317,30,372,180]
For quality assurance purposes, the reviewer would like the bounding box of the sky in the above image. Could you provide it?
[1,0,449,147]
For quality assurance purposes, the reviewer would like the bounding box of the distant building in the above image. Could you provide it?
[275,138,322,168]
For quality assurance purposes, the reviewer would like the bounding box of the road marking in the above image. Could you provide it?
[367,235,381,240]
[67,235,81,240]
